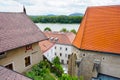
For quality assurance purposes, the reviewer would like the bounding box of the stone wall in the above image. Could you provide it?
[68,47,120,80]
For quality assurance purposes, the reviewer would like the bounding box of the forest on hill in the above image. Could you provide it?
[29,15,83,23]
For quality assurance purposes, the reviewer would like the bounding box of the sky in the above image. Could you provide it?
[0,0,119,15]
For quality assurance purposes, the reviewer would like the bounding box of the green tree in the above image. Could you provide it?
[60,28,69,32]
[52,56,64,77]
[29,15,83,23]
[44,27,52,31]
[52,56,61,65]
[70,29,77,34]
[59,74,78,80]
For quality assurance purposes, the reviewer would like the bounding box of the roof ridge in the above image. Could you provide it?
[88,5,120,8]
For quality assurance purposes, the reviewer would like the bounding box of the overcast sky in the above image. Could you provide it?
[0,0,119,15]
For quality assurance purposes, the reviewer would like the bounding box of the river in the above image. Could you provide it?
[36,23,80,32]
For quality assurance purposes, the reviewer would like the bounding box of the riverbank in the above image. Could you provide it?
[36,23,80,31]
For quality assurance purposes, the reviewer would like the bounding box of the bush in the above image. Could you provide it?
[44,27,51,31]
[26,71,35,78]
[25,60,52,80]
[70,29,77,34]
[60,28,69,32]
[52,56,61,65]
[51,56,64,77]
[59,74,78,80]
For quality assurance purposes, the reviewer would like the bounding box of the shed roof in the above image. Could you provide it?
[0,12,47,53]
[73,5,120,54]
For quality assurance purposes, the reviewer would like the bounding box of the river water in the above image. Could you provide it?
[36,23,80,32]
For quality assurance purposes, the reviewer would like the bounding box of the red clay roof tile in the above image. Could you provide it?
[73,5,120,54]
[39,40,55,53]
[44,31,75,45]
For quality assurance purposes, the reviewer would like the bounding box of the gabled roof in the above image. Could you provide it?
[0,66,32,80]
[44,31,75,45]
[73,5,120,54]
[0,12,47,53]
[39,40,55,53]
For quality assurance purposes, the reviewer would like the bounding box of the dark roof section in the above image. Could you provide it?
[0,12,47,53]
[0,66,32,80]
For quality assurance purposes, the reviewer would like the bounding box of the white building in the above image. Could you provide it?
[44,31,75,65]
[39,40,55,62]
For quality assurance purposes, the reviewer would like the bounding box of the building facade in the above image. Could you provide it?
[0,11,47,73]
[0,43,43,73]
[69,47,120,80]
[54,44,72,64]
[39,40,55,62]
[68,5,120,80]
[44,31,75,65]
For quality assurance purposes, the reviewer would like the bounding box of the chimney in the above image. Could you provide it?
[23,6,26,14]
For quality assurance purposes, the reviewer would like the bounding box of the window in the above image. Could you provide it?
[67,60,69,64]
[0,52,5,55]
[55,52,56,56]
[61,60,64,64]
[65,48,67,51]
[5,63,13,70]
[25,56,31,67]
[60,47,62,50]
[60,53,62,56]
[68,55,70,59]
[25,44,33,52]
[0,52,6,58]
[55,46,56,49]
[65,54,67,57]
[83,54,85,57]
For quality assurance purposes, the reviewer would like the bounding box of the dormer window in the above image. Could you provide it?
[25,44,33,52]
[0,52,6,59]
[54,37,58,42]
[0,52,5,55]
[49,37,54,41]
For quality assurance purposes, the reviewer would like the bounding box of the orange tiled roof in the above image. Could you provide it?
[44,31,75,45]
[73,5,120,54]
[39,40,55,53]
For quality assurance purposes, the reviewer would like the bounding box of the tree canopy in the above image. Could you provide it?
[44,27,52,31]
[60,28,69,32]
[70,29,77,34]
[29,15,83,23]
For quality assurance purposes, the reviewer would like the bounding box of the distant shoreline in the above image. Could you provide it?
[30,16,83,24]
[36,23,80,31]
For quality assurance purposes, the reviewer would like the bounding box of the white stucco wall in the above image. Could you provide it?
[43,45,55,62]
[54,44,73,64]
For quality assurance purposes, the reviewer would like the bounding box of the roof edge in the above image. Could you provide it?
[72,8,89,48]
[0,38,48,53]
[0,65,32,80]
